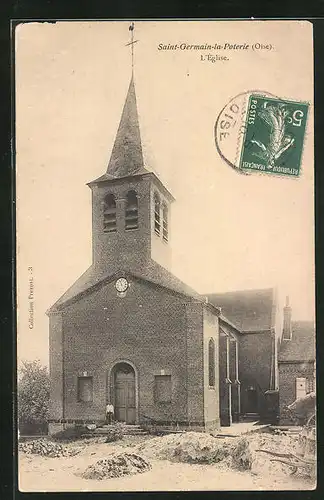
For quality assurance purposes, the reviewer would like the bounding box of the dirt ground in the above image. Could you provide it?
[18,433,316,492]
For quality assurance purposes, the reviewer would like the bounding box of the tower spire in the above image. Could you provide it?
[106,77,145,178]
[90,23,147,182]
[103,23,146,179]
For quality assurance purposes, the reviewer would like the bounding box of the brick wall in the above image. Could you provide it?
[91,174,172,274]
[91,176,152,273]
[49,313,64,419]
[279,361,314,424]
[219,334,231,425]
[185,301,205,426]
[203,309,220,430]
[49,277,207,425]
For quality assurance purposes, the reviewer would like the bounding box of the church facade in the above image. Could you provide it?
[48,76,283,434]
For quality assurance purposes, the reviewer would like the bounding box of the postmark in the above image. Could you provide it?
[214,90,278,174]
[239,95,309,177]
[214,91,309,177]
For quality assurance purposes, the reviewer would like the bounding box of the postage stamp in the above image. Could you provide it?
[214,90,278,175]
[239,95,309,176]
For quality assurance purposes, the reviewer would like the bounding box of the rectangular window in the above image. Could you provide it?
[154,375,172,403]
[77,376,93,402]
[295,377,306,400]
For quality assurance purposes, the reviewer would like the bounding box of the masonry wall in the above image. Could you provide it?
[91,176,152,273]
[279,361,314,425]
[48,313,64,420]
[91,175,172,274]
[185,302,205,427]
[219,334,230,425]
[203,309,220,430]
[50,278,205,425]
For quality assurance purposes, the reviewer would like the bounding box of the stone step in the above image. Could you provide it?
[240,413,260,423]
[91,429,149,436]
[93,430,148,434]
[91,424,148,436]
[101,424,142,429]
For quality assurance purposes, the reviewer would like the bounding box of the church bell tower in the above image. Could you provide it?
[87,26,174,274]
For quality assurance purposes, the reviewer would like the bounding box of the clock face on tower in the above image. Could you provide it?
[115,277,129,293]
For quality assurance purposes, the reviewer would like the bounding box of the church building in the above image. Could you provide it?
[48,71,284,434]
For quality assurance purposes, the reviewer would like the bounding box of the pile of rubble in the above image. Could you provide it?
[136,430,315,478]
[82,453,151,480]
[249,432,315,478]
[137,432,252,469]
[19,438,81,458]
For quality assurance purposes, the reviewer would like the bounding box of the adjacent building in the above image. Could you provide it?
[278,298,316,424]
[207,288,282,424]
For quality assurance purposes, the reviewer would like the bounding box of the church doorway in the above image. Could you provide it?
[246,386,258,413]
[110,362,137,424]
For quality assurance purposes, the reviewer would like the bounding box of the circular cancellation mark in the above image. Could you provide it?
[214,90,278,174]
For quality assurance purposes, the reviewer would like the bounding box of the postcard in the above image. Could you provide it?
[16,20,316,491]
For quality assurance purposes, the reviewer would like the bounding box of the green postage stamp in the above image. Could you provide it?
[239,95,309,176]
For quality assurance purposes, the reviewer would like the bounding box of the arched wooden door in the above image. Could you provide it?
[113,363,136,424]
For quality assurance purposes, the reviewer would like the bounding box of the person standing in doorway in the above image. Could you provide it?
[105,402,114,424]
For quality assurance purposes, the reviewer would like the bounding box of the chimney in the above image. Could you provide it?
[282,295,292,340]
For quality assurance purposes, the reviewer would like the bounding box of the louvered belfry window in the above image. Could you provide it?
[162,203,169,242]
[103,193,117,233]
[125,190,139,230]
[154,193,161,235]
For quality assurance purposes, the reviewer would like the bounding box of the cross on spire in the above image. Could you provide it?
[125,22,139,75]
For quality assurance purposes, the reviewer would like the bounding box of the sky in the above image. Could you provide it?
[16,21,315,366]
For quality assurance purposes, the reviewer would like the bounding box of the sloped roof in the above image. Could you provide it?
[144,260,202,300]
[106,76,148,179]
[47,259,202,313]
[89,168,149,184]
[206,288,276,332]
[279,321,315,362]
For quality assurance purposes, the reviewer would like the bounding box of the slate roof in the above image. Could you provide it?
[206,288,276,332]
[105,76,146,179]
[87,75,174,201]
[279,321,315,362]
[47,259,203,313]
[89,168,149,185]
